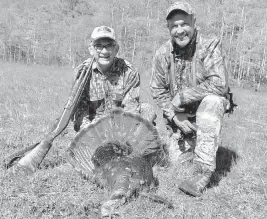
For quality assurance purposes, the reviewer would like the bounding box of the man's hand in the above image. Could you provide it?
[172,114,197,135]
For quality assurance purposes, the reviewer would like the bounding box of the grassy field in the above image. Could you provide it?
[0,61,267,219]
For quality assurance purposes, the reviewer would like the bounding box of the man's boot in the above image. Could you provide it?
[179,162,213,197]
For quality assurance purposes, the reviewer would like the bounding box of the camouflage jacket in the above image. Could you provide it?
[150,34,229,121]
[73,57,140,127]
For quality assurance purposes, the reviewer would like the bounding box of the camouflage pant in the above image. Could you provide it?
[80,103,157,130]
[168,95,229,171]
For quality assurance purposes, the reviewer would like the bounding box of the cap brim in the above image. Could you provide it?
[166,9,193,20]
[91,36,116,42]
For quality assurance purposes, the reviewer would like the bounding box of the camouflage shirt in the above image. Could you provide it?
[150,34,229,121]
[73,57,140,126]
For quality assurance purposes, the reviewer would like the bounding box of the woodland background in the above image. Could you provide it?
[0,0,267,87]
[1,1,267,218]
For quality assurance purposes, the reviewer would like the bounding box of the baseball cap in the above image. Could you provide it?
[91,26,116,42]
[166,1,195,20]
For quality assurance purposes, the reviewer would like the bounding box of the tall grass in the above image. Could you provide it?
[0,62,267,219]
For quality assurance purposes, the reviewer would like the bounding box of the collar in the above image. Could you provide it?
[92,61,98,70]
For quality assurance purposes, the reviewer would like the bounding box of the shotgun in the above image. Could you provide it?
[4,58,95,173]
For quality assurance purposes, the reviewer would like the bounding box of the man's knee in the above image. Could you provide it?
[196,95,224,138]
[197,95,227,116]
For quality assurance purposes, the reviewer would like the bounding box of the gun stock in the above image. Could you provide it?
[4,58,95,173]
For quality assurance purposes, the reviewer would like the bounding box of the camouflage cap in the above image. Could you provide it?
[91,26,116,42]
[166,1,195,20]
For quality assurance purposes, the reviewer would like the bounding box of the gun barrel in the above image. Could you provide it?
[54,58,95,137]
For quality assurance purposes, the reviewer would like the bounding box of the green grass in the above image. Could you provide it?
[1,61,267,219]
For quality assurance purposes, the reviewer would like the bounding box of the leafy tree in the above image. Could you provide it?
[0,0,266,84]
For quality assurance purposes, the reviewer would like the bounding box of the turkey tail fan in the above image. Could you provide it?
[66,108,163,177]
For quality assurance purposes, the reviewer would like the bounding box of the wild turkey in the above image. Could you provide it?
[66,108,172,217]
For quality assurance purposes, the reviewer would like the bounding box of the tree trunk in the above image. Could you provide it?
[132,29,137,62]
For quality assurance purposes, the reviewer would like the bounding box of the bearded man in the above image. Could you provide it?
[150,2,235,197]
